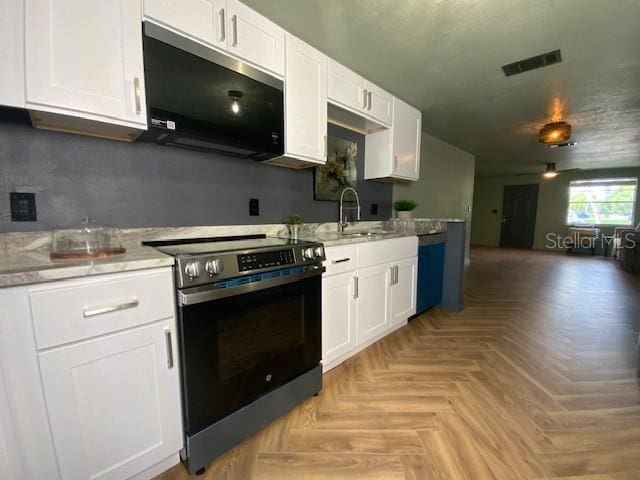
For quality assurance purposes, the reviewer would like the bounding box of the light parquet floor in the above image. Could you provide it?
[155,247,640,479]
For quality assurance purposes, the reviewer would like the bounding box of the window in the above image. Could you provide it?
[567,178,637,226]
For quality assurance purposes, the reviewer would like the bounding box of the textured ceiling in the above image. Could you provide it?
[243,0,640,176]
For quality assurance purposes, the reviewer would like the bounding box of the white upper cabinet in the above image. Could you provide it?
[25,0,147,130]
[392,96,422,179]
[328,59,366,114]
[365,96,421,181]
[144,0,227,51]
[271,34,327,167]
[225,0,285,77]
[0,0,25,108]
[327,60,393,128]
[364,80,393,127]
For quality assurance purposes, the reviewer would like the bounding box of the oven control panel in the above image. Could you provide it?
[238,249,295,272]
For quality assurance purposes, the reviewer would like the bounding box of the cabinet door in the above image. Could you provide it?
[226,0,285,76]
[391,257,418,326]
[328,59,366,113]
[284,34,328,163]
[392,97,422,180]
[144,0,227,51]
[25,0,147,127]
[364,81,393,126]
[0,369,24,480]
[356,264,391,345]
[322,272,357,369]
[38,321,182,480]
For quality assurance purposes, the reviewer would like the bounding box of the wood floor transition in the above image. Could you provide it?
[155,246,640,479]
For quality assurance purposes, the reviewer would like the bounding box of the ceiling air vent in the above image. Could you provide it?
[501,49,562,76]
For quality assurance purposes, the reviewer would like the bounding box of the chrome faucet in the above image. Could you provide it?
[338,187,361,233]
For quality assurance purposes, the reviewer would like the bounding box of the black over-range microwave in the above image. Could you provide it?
[140,22,284,161]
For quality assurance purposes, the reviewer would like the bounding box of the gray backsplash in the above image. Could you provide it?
[0,108,392,233]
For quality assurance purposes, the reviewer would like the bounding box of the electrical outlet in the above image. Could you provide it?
[370,203,378,215]
[249,198,259,216]
[10,192,37,221]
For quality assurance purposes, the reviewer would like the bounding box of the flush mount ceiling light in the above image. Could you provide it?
[538,121,571,144]
[543,162,559,178]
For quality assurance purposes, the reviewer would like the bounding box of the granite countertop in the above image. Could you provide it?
[0,245,174,288]
[0,219,460,287]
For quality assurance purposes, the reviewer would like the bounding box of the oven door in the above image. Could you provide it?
[178,269,322,435]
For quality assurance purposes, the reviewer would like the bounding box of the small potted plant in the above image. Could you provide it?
[393,199,418,220]
[283,213,303,239]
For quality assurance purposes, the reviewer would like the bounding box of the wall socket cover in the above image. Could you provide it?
[249,198,259,216]
[10,192,37,222]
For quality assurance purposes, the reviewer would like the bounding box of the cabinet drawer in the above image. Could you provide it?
[323,245,357,276]
[29,268,175,350]
[357,237,418,268]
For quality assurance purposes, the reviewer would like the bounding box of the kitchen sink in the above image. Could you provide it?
[340,230,394,237]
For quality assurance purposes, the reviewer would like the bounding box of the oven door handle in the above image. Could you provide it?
[178,266,325,305]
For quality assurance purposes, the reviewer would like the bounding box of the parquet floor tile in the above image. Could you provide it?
[155,247,640,479]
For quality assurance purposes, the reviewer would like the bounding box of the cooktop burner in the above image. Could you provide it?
[145,235,311,257]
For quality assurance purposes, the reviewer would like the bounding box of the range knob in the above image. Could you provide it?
[184,261,202,279]
[205,258,224,276]
[302,247,315,260]
[314,246,324,258]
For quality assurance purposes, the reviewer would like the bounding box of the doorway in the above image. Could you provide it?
[500,184,539,248]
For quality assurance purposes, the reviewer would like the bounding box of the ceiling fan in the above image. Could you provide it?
[513,162,581,178]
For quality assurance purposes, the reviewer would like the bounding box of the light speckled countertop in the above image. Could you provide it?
[0,219,462,287]
[0,245,174,288]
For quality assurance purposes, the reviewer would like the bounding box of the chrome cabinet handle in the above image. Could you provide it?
[83,299,139,318]
[219,8,226,42]
[133,77,141,115]
[390,266,395,286]
[367,91,372,110]
[324,134,328,157]
[165,328,174,369]
[353,276,359,299]
[362,89,368,109]
[332,258,350,264]
[393,155,398,173]
[395,265,399,284]
[231,14,238,46]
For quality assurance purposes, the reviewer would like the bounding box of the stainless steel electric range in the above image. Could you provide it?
[143,234,325,474]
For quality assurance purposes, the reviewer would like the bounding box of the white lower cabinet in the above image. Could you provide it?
[322,272,357,368]
[355,263,391,345]
[390,256,418,326]
[39,321,181,480]
[0,268,183,480]
[322,237,418,371]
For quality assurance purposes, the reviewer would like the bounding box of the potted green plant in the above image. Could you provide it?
[283,213,303,239]
[393,199,418,220]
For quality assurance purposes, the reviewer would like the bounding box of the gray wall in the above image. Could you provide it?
[393,132,476,261]
[0,109,392,232]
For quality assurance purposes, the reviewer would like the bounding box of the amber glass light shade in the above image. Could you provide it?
[538,121,571,144]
